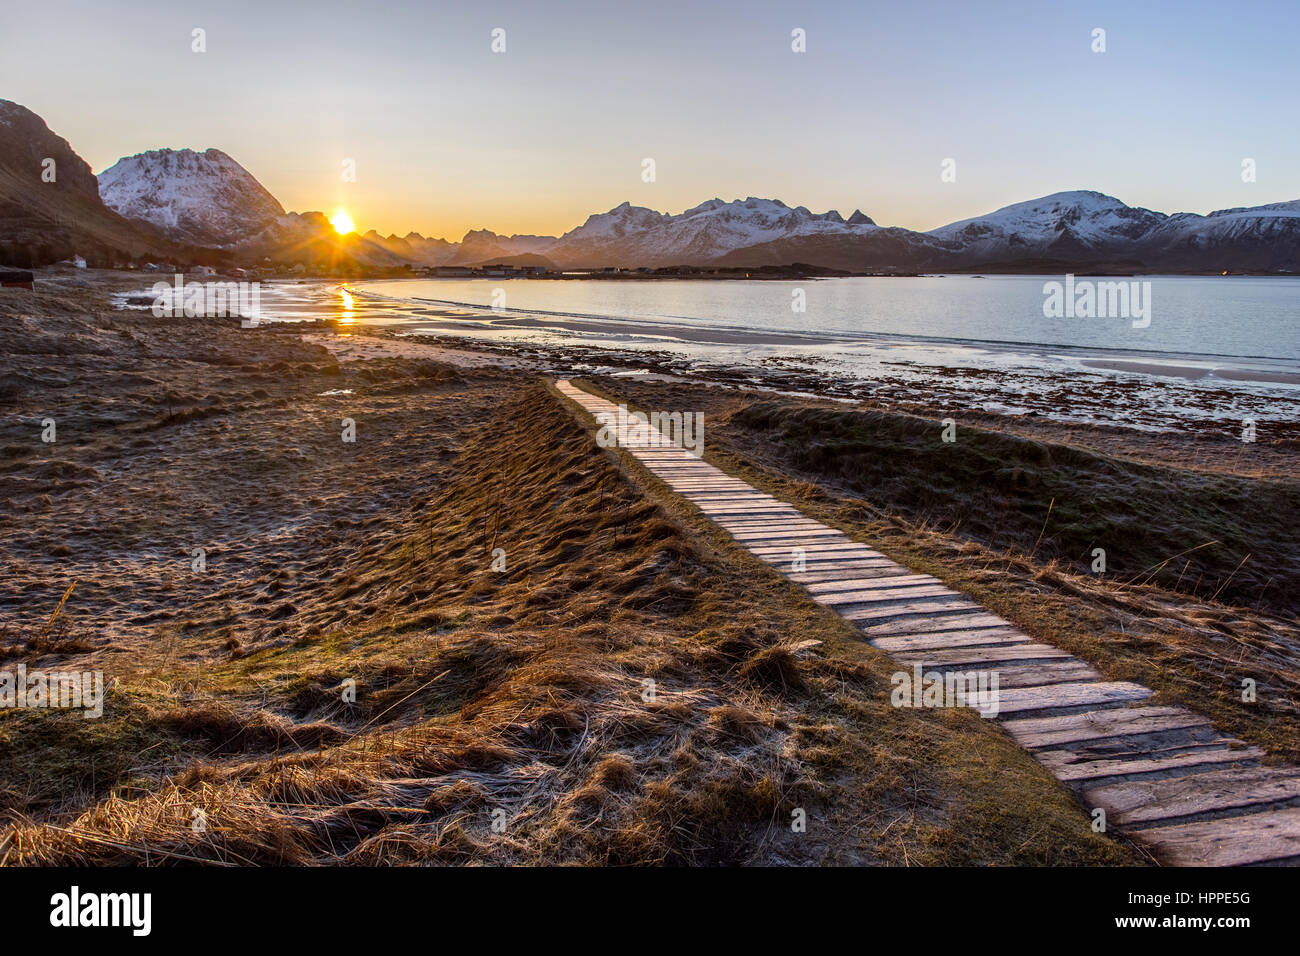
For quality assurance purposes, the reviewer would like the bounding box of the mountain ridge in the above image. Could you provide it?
[1,100,1295,273]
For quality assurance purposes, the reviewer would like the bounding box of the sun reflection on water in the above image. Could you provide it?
[338,286,355,330]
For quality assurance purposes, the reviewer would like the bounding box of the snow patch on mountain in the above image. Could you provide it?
[927,190,1168,259]
[98,148,285,246]
[547,196,881,265]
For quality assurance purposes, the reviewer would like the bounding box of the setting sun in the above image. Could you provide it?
[329,209,355,235]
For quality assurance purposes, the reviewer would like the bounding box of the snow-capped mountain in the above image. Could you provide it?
[0,99,180,267]
[98,148,284,247]
[346,193,1300,271]
[543,197,881,267]
[1137,200,1300,272]
[926,190,1168,262]
[5,96,1297,272]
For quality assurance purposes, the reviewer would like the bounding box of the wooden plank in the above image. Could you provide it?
[871,628,1033,652]
[906,659,1103,689]
[1043,723,1232,760]
[714,515,824,526]
[863,612,1011,637]
[664,477,750,484]
[641,461,719,468]
[891,643,1072,666]
[1134,806,1300,866]
[737,535,850,547]
[804,574,936,593]
[1084,766,1300,827]
[729,528,849,541]
[695,504,801,514]
[1000,706,1209,749]
[770,551,892,564]
[781,563,905,577]
[672,488,758,494]
[696,504,795,512]
[843,597,985,622]
[814,584,956,606]
[1036,744,1262,783]
[718,521,831,534]
[786,565,913,581]
[992,681,1152,717]
[749,537,861,549]
[683,491,779,500]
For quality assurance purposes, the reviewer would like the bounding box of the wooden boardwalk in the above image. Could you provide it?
[555,379,1300,866]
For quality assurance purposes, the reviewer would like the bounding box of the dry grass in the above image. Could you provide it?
[0,279,1142,865]
[0,363,1130,865]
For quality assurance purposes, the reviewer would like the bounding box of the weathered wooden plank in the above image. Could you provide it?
[664,477,750,484]
[891,643,1072,666]
[780,567,915,582]
[729,528,849,541]
[737,535,849,547]
[863,612,1012,638]
[681,494,780,502]
[786,564,913,581]
[1134,806,1300,866]
[719,521,831,534]
[781,564,905,578]
[804,574,936,593]
[715,515,822,524]
[843,597,985,622]
[902,659,1102,689]
[754,546,873,561]
[992,681,1152,717]
[728,520,837,528]
[1084,766,1300,827]
[750,540,869,554]
[670,486,754,494]
[715,514,825,525]
[695,506,792,514]
[704,514,809,523]
[1000,706,1209,750]
[1045,724,1234,761]
[695,504,801,514]
[814,584,956,606]
[1036,744,1262,783]
[871,628,1033,652]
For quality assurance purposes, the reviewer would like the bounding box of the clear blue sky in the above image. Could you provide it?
[2,0,1296,239]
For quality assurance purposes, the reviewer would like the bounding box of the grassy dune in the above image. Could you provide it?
[0,279,1134,863]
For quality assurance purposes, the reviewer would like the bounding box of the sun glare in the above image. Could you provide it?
[339,287,355,325]
[330,209,356,235]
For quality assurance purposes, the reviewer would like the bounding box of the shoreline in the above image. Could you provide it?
[96,266,1300,435]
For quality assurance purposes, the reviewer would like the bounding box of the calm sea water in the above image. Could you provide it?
[353,275,1299,368]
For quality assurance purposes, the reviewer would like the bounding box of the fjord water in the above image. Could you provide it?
[355,275,1299,370]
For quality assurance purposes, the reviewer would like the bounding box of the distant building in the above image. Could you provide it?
[0,270,35,290]
[431,265,475,277]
